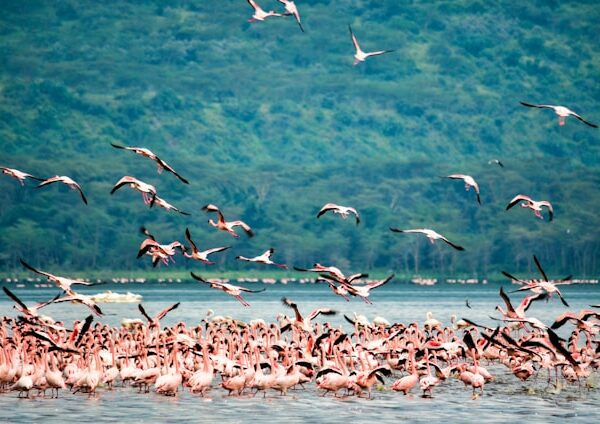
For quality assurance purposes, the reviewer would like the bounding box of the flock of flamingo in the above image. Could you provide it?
[1,0,599,403]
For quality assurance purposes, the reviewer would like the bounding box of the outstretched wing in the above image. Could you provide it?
[506,194,532,210]
[366,273,395,289]
[520,102,555,110]
[138,304,153,322]
[156,302,180,320]
[75,315,94,347]
[2,286,30,312]
[348,25,360,53]
[440,236,465,251]
[185,228,198,252]
[20,258,55,280]
[317,203,338,219]
[533,255,549,281]
[570,113,598,128]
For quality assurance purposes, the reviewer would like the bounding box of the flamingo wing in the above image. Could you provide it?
[506,194,532,210]
[317,203,339,218]
[19,258,56,280]
[184,228,198,252]
[366,273,395,289]
[519,102,555,110]
[230,220,254,237]
[155,302,180,321]
[440,236,465,251]
[570,112,598,128]
[348,25,360,53]
[138,304,153,322]
[2,286,31,312]
[365,49,394,58]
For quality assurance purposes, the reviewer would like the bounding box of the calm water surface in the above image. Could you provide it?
[1,281,599,423]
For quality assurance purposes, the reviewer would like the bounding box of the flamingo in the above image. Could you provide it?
[138,302,180,327]
[317,276,351,301]
[294,263,367,283]
[520,102,598,128]
[136,227,185,267]
[36,175,87,204]
[190,273,265,307]
[506,194,554,221]
[110,176,157,205]
[281,298,336,333]
[246,0,283,23]
[51,292,104,316]
[183,228,230,264]
[236,248,288,269]
[391,347,419,395]
[441,174,481,204]
[24,315,93,354]
[2,287,59,319]
[19,259,98,293]
[278,0,304,32]
[349,25,394,65]
[320,273,395,304]
[390,227,465,251]
[317,203,360,224]
[110,142,188,183]
[0,167,44,186]
[150,195,190,215]
[202,204,254,238]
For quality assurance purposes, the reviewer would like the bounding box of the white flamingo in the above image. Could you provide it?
[349,25,394,65]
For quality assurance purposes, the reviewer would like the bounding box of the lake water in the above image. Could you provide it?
[1,280,599,423]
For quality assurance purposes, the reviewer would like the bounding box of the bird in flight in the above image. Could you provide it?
[506,194,553,221]
[202,204,254,238]
[441,174,481,205]
[349,25,394,65]
[1,167,44,186]
[520,102,597,128]
[278,0,304,32]
[390,228,465,251]
[111,143,189,183]
[317,203,360,225]
[37,176,88,204]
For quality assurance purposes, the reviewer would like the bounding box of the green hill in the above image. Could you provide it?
[0,0,598,278]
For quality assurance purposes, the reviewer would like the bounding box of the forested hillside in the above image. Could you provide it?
[0,0,598,278]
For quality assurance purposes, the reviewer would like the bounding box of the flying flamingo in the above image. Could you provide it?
[110,176,157,205]
[506,194,554,221]
[390,227,465,251]
[236,248,288,268]
[278,0,304,32]
[150,195,190,215]
[317,203,360,224]
[19,259,101,294]
[36,175,87,204]
[202,204,254,238]
[190,272,266,307]
[349,25,394,65]
[110,143,189,183]
[138,302,180,327]
[1,167,44,186]
[280,297,336,332]
[441,174,481,204]
[319,273,395,304]
[183,228,230,264]
[2,287,59,319]
[520,102,597,128]
[246,0,283,23]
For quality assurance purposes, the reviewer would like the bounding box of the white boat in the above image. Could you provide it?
[90,290,143,303]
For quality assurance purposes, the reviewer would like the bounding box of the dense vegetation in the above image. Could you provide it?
[0,0,598,278]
